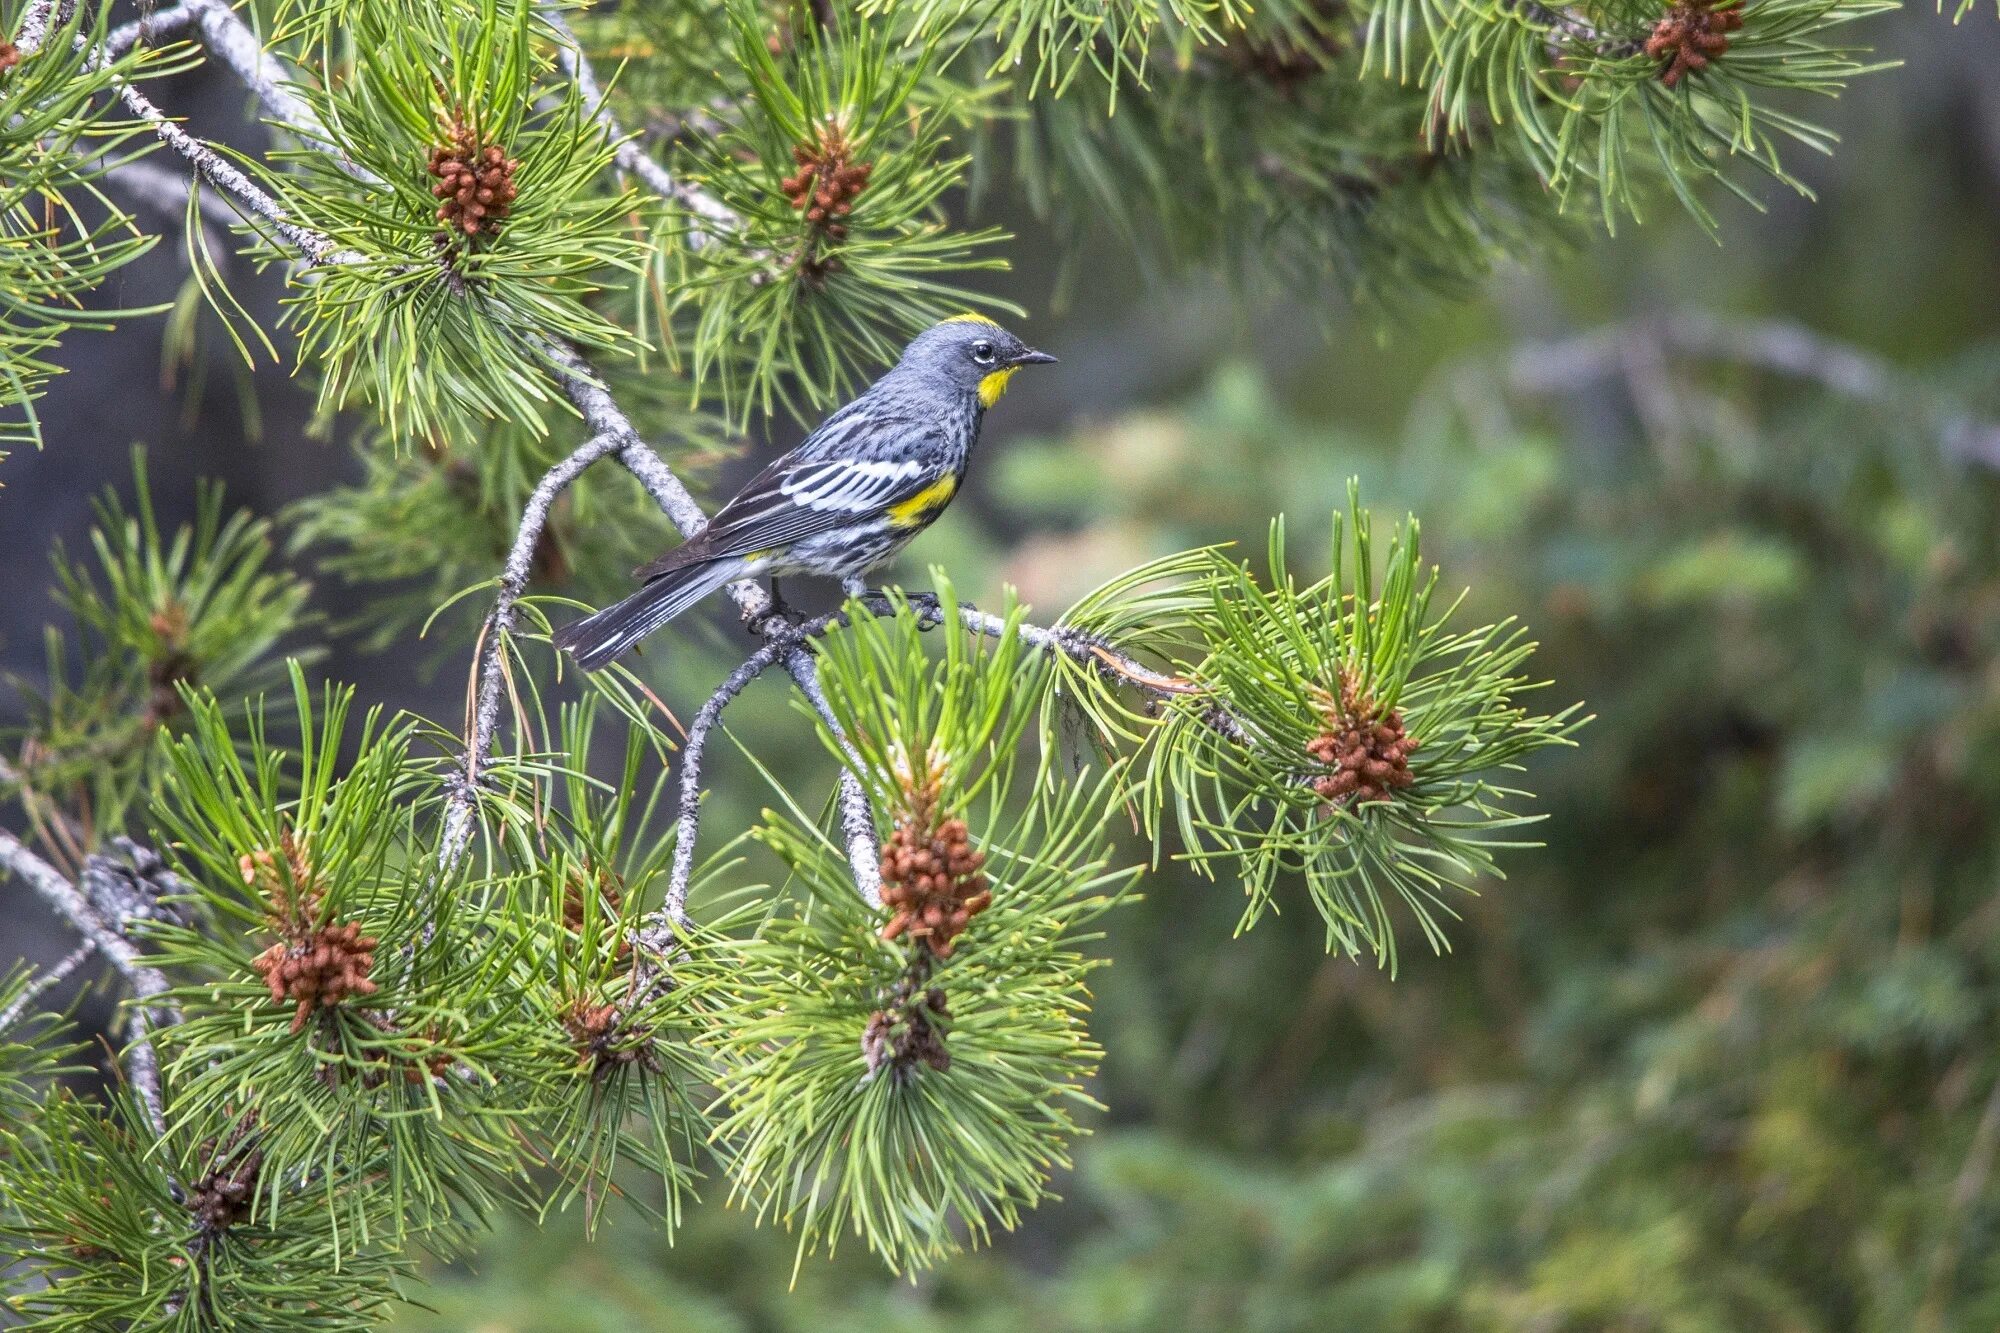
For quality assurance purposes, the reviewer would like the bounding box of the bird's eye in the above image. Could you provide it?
[971,340,996,365]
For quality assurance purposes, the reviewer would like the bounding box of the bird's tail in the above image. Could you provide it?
[552,559,742,672]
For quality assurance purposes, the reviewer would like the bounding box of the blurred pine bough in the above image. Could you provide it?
[0,0,1974,1324]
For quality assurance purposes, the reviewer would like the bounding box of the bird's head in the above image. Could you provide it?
[898,315,1056,408]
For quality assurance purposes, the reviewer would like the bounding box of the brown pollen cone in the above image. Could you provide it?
[778,120,870,285]
[242,831,378,1033]
[877,775,990,960]
[1307,671,1419,806]
[1644,0,1744,88]
[0,42,20,75]
[426,115,519,242]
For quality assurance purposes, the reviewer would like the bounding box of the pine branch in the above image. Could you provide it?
[99,49,355,266]
[86,0,880,912]
[652,592,1236,932]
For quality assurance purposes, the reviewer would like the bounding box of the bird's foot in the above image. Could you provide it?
[855,586,943,624]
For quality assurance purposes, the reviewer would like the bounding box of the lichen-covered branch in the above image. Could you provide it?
[100,61,355,266]
[0,940,96,1034]
[441,431,620,865]
[99,1,198,57]
[8,0,60,56]
[0,830,172,1135]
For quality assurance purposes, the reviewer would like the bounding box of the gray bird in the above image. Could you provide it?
[553,316,1055,670]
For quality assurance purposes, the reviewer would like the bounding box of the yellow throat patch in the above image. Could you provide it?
[977,367,1017,408]
[887,474,959,528]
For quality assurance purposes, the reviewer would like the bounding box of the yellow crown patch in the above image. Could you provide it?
[940,312,999,328]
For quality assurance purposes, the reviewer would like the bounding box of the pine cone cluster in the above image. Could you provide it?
[427,117,518,241]
[188,1138,263,1235]
[779,122,871,241]
[879,803,991,959]
[1645,0,1744,87]
[1307,672,1420,806]
[862,977,951,1078]
[250,922,378,1035]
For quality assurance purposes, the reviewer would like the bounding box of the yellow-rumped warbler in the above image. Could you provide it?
[553,316,1055,670]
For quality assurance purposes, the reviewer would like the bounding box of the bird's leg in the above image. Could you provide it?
[839,575,867,601]
[745,578,796,636]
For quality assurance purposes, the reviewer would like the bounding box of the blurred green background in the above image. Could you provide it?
[8,3,2000,1328]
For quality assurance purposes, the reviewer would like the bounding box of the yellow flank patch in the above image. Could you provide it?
[977,367,1017,408]
[886,474,958,528]
[941,312,999,328]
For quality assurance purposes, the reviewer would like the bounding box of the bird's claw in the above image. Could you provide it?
[852,587,944,624]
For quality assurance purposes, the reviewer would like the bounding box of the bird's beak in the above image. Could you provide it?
[1012,349,1058,366]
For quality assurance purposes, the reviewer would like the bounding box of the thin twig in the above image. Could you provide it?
[661,632,805,924]
[785,648,885,907]
[537,5,741,246]
[442,431,619,865]
[0,941,97,1034]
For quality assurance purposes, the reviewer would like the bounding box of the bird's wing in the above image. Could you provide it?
[634,411,947,579]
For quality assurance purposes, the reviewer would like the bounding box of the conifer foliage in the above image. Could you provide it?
[0,0,1928,1320]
